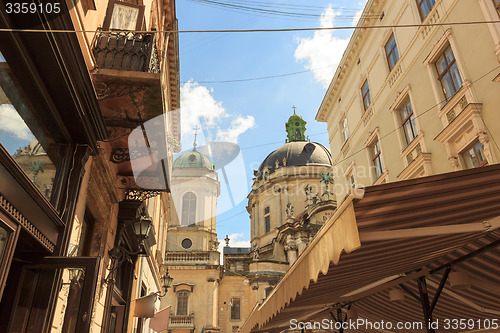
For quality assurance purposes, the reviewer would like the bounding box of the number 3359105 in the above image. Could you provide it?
[6,2,61,14]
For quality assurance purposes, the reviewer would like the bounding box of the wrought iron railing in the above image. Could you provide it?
[92,29,160,73]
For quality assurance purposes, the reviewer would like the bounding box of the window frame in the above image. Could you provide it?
[361,80,371,111]
[340,115,349,144]
[417,0,436,20]
[230,297,241,320]
[435,46,463,101]
[181,192,196,226]
[370,137,385,179]
[461,140,488,169]
[264,207,271,233]
[176,291,189,316]
[399,99,418,146]
[385,33,400,71]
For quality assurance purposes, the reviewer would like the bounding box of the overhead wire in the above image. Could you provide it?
[180,63,339,83]
[185,0,381,20]
[1,20,499,33]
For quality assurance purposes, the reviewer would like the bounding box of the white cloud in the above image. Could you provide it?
[0,104,34,141]
[294,5,350,88]
[217,115,255,143]
[180,81,255,144]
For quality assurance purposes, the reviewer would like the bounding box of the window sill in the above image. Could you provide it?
[400,131,424,158]
[373,170,388,185]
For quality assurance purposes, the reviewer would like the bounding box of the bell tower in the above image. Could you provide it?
[285,106,307,142]
[167,134,220,254]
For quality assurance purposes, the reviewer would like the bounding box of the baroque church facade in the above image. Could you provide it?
[161,112,336,332]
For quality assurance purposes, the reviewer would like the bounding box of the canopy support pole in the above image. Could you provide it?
[329,308,345,333]
[429,267,451,314]
[417,277,435,333]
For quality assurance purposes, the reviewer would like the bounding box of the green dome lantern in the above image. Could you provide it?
[285,106,307,142]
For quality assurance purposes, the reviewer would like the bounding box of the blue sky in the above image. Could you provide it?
[175,0,366,247]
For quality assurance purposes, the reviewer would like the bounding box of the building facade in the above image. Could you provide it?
[0,0,180,332]
[161,113,337,332]
[316,0,500,202]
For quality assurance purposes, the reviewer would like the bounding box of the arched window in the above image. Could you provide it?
[181,192,196,225]
[295,128,302,140]
[177,291,189,315]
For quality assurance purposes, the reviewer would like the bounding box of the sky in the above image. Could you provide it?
[173,0,368,249]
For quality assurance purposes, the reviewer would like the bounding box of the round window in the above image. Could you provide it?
[181,238,192,249]
[295,122,300,126]
[188,154,197,162]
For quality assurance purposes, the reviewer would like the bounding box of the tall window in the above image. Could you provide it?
[264,207,271,233]
[340,116,349,143]
[436,46,463,100]
[177,291,189,315]
[385,34,399,71]
[400,99,418,145]
[461,141,488,169]
[265,287,273,298]
[370,139,384,179]
[230,298,241,320]
[361,80,371,110]
[181,192,196,225]
[417,0,436,19]
[348,173,356,189]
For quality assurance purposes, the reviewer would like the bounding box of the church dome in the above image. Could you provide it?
[173,150,214,170]
[256,141,332,180]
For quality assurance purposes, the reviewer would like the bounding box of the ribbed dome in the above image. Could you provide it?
[173,150,214,170]
[256,141,332,180]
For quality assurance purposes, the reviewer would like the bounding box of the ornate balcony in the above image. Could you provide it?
[90,29,169,194]
[169,314,194,328]
[92,30,160,73]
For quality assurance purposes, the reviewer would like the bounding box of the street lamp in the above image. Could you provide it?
[105,214,153,284]
[157,269,173,297]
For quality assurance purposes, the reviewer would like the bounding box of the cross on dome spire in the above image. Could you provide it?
[193,125,200,151]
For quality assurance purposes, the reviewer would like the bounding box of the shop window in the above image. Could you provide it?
[340,115,349,144]
[399,99,418,145]
[361,80,371,110]
[0,52,59,201]
[370,138,384,179]
[177,291,189,315]
[435,46,463,101]
[264,207,270,233]
[385,33,400,71]
[417,0,436,20]
[181,192,196,226]
[461,141,488,169]
[230,298,241,320]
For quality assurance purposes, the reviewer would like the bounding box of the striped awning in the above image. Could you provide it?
[241,164,500,332]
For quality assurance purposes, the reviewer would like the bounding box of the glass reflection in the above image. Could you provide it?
[0,51,57,200]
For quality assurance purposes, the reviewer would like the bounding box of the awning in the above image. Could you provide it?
[241,192,363,332]
[149,306,171,332]
[241,164,500,332]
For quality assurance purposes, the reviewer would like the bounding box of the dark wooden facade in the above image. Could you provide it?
[0,0,179,331]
